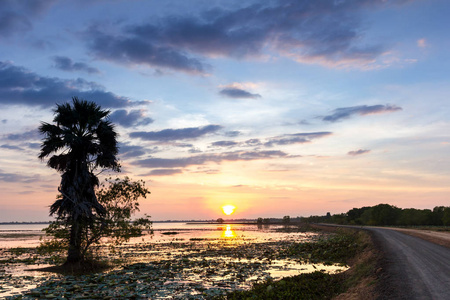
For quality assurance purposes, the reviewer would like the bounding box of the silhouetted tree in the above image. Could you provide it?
[301,204,450,226]
[40,177,152,261]
[360,204,401,226]
[39,97,119,264]
[398,208,432,226]
[442,207,450,226]
[432,206,446,225]
[330,213,347,224]
[347,206,371,225]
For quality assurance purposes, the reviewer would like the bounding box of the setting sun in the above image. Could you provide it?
[221,205,236,216]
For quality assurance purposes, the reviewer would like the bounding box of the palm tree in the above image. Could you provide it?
[39,97,120,264]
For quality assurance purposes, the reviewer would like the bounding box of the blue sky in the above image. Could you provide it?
[0,0,449,221]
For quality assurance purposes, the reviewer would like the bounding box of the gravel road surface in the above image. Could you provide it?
[368,227,450,300]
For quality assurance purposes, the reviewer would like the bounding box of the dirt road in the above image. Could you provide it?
[368,227,450,299]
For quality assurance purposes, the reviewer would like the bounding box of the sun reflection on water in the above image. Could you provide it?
[221,225,236,238]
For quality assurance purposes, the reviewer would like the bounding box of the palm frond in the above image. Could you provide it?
[41,97,119,221]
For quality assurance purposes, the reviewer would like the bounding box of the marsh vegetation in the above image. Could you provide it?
[0,225,378,299]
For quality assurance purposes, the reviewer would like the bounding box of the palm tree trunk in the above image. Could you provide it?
[66,219,83,264]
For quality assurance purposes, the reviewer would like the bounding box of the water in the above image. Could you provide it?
[0,224,48,248]
[152,222,312,242]
[0,224,50,231]
[0,222,311,248]
[0,222,348,299]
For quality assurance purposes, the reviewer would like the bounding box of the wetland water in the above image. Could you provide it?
[0,222,348,299]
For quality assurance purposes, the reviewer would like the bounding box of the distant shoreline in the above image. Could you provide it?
[0,222,50,225]
[0,220,304,226]
[0,219,305,225]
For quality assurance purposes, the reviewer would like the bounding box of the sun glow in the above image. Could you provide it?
[221,205,236,215]
[222,225,236,238]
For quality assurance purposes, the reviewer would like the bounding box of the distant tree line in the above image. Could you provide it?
[302,204,450,226]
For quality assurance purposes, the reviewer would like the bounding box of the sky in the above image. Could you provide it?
[0,0,449,222]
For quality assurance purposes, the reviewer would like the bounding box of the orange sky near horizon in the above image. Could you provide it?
[2,157,448,222]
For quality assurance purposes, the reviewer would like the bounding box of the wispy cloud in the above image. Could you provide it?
[323,104,402,122]
[211,141,239,147]
[264,132,333,147]
[1,144,23,151]
[129,125,222,142]
[52,56,100,74]
[133,150,289,169]
[210,132,332,149]
[0,169,40,183]
[147,169,183,176]
[244,139,263,147]
[224,131,241,137]
[3,129,40,141]
[348,149,371,156]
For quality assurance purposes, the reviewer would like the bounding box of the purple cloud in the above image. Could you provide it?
[0,169,40,183]
[211,141,239,147]
[3,129,40,141]
[52,56,100,74]
[110,109,154,128]
[210,132,332,149]
[118,143,153,159]
[0,0,57,37]
[1,144,23,151]
[219,87,261,99]
[0,61,139,108]
[86,27,209,74]
[265,132,333,147]
[323,104,402,122]
[148,169,183,176]
[348,149,371,156]
[84,0,408,73]
[133,150,289,169]
[129,125,222,142]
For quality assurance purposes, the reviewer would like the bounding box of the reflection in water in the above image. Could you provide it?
[221,225,236,238]
[0,223,344,299]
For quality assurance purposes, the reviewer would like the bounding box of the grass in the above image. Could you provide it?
[282,230,362,264]
[217,228,379,300]
[221,272,343,300]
